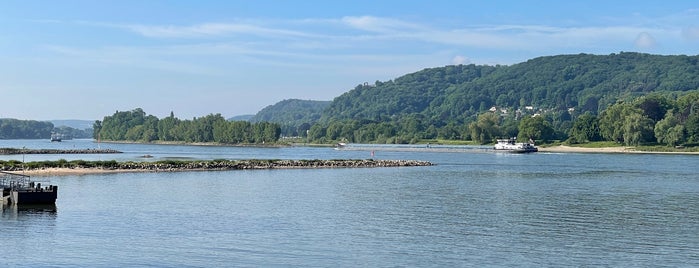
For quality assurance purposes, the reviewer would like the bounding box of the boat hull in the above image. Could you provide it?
[494,147,538,153]
[8,186,58,204]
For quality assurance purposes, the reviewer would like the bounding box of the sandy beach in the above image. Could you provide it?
[539,145,633,153]
[539,145,699,154]
[13,167,155,177]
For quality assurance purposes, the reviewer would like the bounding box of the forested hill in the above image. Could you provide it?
[250,99,331,136]
[321,52,699,124]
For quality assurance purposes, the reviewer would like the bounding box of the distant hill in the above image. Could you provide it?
[321,52,699,124]
[250,99,331,136]
[227,114,255,121]
[50,119,94,130]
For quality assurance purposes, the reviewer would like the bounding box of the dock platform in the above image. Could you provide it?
[1,171,58,205]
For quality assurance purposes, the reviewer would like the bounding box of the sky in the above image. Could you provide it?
[2,1,699,121]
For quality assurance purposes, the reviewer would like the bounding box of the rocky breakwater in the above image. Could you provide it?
[98,159,433,172]
[0,148,122,154]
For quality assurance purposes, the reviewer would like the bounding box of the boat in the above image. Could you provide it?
[50,133,62,142]
[334,142,347,150]
[1,171,58,205]
[493,138,538,153]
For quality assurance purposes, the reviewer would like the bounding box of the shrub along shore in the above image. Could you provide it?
[0,159,433,176]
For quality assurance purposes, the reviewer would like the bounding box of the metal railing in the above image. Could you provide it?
[0,171,31,190]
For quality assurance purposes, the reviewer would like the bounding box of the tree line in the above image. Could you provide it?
[302,91,699,147]
[252,53,699,143]
[93,109,281,144]
[0,119,91,140]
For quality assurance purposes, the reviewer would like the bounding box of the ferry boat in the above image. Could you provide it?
[493,138,538,153]
[50,133,62,142]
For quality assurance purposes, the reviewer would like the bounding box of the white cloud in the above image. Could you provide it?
[340,16,425,33]
[451,55,469,65]
[635,32,657,49]
[682,26,699,41]
[124,22,313,38]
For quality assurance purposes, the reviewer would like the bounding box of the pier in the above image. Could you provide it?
[1,171,58,205]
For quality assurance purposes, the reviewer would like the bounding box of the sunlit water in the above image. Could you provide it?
[1,140,698,267]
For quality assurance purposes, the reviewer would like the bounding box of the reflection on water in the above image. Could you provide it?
[0,140,697,267]
[1,203,57,218]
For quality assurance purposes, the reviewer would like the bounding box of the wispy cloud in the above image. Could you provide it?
[40,10,699,74]
[94,11,696,55]
[340,16,426,33]
[120,22,316,39]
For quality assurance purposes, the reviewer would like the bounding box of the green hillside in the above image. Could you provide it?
[303,52,699,144]
[250,99,331,136]
[323,52,699,123]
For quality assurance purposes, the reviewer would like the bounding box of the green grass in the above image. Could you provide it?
[567,141,623,148]
[557,141,699,153]
[417,139,479,145]
[636,145,699,152]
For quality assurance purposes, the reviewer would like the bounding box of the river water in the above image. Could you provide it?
[1,139,698,267]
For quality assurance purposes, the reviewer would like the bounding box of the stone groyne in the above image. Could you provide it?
[0,148,122,155]
[4,159,432,175]
[94,159,433,171]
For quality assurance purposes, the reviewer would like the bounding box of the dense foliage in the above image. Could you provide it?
[53,126,93,139]
[299,53,699,144]
[570,92,699,146]
[249,99,330,137]
[0,119,54,139]
[0,118,91,140]
[94,109,281,144]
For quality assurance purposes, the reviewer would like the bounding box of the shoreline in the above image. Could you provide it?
[539,145,699,154]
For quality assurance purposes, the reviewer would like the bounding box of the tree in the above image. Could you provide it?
[469,112,501,144]
[654,110,684,146]
[599,102,631,143]
[684,113,699,143]
[158,112,179,141]
[517,115,554,142]
[568,112,601,144]
[142,115,159,142]
[634,94,671,122]
[622,113,654,146]
[600,102,655,145]
[93,120,102,139]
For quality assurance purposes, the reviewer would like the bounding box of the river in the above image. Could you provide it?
[1,139,698,267]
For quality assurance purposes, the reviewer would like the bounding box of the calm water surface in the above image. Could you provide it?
[1,140,698,267]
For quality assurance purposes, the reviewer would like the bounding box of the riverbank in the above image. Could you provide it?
[0,148,122,154]
[8,159,433,176]
[539,145,699,154]
[99,140,291,147]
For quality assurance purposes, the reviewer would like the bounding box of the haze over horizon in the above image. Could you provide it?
[2,0,699,121]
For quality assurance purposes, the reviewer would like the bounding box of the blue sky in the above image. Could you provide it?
[2,1,699,120]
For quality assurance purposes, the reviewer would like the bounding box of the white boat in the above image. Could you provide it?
[50,133,62,142]
[494,138,538,153]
